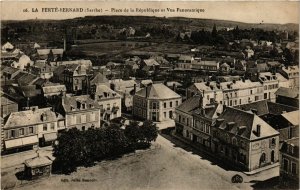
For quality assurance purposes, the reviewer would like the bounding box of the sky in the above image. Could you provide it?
[1,1,299,24]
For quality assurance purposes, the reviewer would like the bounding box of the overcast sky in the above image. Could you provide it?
[1,1,299,24]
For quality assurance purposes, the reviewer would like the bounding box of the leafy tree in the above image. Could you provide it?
[140,121,158,143]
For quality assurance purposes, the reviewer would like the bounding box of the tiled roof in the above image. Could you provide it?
[282,111,299,126]
[143,59,160,66]
[62,95,100,113]
[4,108,58,129]
[176,96,201,113]
[216,107,279,140]
[275,87,299,98]
[135,83,181,100]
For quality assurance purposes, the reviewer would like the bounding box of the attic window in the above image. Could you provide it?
[82,103,86,109]
[41,113,47,121]
[71,106,75,111]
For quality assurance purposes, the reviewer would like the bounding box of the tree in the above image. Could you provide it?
[140,121,158,143]
[212,24,217,38]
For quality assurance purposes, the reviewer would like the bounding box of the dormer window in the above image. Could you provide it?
[71,106,75,111]
[82,103,86,109]
[41,113,47,121]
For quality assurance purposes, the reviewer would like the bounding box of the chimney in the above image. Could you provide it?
[226,122,235,130]
[199,94,203,108]
[145,85,149,98]
[238,126,247,134]
[173,83,176,91]
[251,109,258,115]
[133,84,136,94]
[256,124,261,137]
[216,118,224,126]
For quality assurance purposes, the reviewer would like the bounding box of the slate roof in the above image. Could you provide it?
[62,95,100,113]
[94,84,121,99]
[135,83,181,100]
[215,107,279,140]
[176,96,201,113]
[90,72,109,85]
[2,66,20,75]
[4,107,57,129]
[234,100,298,116]
[275,87,299,98]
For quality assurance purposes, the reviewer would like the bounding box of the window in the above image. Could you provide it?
[179,115,181,122]
[170,101,173,107]
[292,162,297,175]
[75,86,78,90]
[10,130,15,137]
[29,127,34,134]
[271,138,276,145]
[187,118,189,126]
[176,101,179,106]
[164,112,167,118]
[283,159,289,172]
[81,114,86,123]
[164,102,166,108]
[43,124,47,131]
[82,126,86,131]
[250,90,253,94]
[50,123,55,130]
[82,104,86,109]
[207,95,209,100]
[19,128,24,135]
[205,124,209,133]
[107,104,111,110]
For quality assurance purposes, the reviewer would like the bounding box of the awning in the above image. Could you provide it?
[43,133,57,142]
[5,138,23,149]
[22,136,39,146]
[4,136,38,149]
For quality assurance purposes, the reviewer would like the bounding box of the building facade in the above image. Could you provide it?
[133,83,182,122]
[211,107,280,171]
[90,84,121,121]
[56,95,101,130]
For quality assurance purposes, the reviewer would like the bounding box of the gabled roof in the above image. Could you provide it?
[275,87,299,98]
[4,108,58,129]
[143,59,160,66]
[2,42,14,50]
[282,111,299,126]
[216,107,279,140]
[176,96,200,113]
[135,83,181,100]
[90,72,109,85]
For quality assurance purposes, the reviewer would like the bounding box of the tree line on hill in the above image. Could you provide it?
[52,121,158,174]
